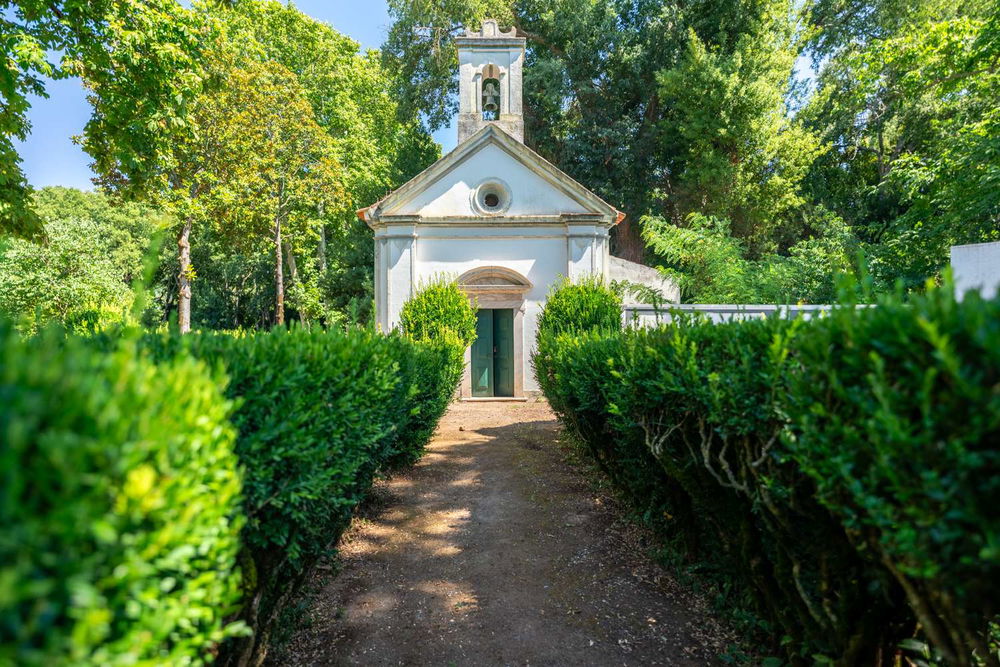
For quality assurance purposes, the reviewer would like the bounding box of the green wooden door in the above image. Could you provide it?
[493,309,515,397]
[470,308,516,398]
[471,309,494,397]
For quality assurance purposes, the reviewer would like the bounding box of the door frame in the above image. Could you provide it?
[457,267,531,399]
[469,306,518,398]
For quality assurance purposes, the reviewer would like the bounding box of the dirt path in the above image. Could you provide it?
[279,400,735,666]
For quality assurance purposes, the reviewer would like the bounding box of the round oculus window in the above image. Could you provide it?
[472,180,511,216]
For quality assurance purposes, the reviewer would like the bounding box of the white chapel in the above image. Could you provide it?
[358,20,674,399]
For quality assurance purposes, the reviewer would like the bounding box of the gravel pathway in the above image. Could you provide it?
[277,400,735,666]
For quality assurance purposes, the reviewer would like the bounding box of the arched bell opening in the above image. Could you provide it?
[481,63,502,121]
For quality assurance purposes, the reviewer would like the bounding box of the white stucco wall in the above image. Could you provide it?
[608,256,680,304]
[951,241,1000,300]
[377,222,608,393]
[383,143,588,219]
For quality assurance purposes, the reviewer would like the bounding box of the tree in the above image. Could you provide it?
[801,1,998,288]
[0,187,160,330]
[654,2,825,256]
[196,60,344,326]
[216,0,438,324]
[1,0,213,240]
[642,210,857,303]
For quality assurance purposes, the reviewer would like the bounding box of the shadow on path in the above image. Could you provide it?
[278,401,732,666]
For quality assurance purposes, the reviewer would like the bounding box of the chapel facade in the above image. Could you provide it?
[359,20,670,398]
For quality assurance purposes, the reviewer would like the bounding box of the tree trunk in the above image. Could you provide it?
[286,241,306,327]
[286,241,299,284]
[317,201,327,272]
[274,215,284,327]
[612,217,645,263]
[177,217,193,334]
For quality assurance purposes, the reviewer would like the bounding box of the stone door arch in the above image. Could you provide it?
[458,267,532,399]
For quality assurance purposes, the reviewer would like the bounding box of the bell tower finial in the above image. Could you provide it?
[456,20,526,143]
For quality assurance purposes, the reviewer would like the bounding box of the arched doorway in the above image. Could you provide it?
[457,267,532,399]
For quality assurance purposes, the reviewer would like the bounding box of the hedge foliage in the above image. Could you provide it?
[534,282,1000,665]
[135,326,464,664]
[536,275,622,337]
[399,279,477,346]
[0,322,243,666]
[3,315,464,665]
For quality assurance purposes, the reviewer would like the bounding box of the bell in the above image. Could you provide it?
[483,81,499,113]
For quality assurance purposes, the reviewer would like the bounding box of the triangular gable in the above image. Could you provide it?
[359,125,623,225]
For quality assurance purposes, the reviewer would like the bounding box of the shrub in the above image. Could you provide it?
[133,327,399,663]
[0,321,243,666]
[535,288,1000,663]
[783,289,1000,666]
[385,335,465,467]
[130,325,463,664]
[399,279,477,346]
[536,276,622,339]
[535,317,909,662]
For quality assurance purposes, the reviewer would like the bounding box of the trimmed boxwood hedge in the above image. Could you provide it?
[0,322,244,666]
[135,327,465,664]
[534,282,999,665]
[2,318,465,665]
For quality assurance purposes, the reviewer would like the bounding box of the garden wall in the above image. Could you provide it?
[623,303,832,326]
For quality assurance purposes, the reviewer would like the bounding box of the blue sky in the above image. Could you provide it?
[14,1,457,191]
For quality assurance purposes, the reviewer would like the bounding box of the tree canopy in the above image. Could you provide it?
[385,0,999,301]
[1,0,997,328]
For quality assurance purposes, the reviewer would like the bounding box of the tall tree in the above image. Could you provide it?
[196,60,344,326]
[653,1,823,256]
[801,0,998,288]
[216,0,438,323]
[1,0,212,240]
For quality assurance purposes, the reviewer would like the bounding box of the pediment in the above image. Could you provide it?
[458,266,533,294]
[359,125,622,225]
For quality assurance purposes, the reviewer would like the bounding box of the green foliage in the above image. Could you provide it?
[0,187,160,331]
[656,10,824,255]
[642,212,858,303]
[386,336,466,467]
[802,5,999,289]
[0,321,243,665]
[206,0,439,327]
[536,277,622,338]
[783,288,1000,665]
[124,325,462,663]
[0,0,213,239]
[535,288,1000,664]
[399,279,477,346]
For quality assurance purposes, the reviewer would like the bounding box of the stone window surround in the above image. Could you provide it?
[470,178,513,216]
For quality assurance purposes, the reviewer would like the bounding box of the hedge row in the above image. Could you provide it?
[1,322,465,665]
[0,322,243,666]
[533,285,1000,665]
[142,327,463,664]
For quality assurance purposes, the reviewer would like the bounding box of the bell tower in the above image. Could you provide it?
[456,19,526,144]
